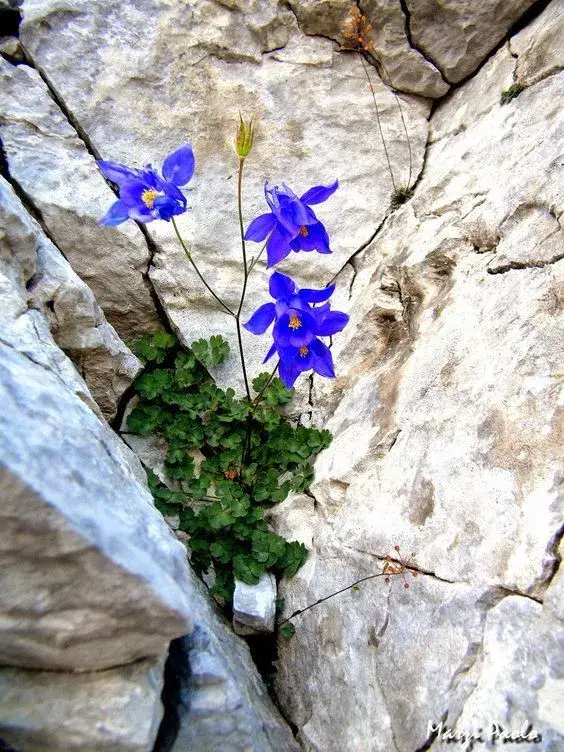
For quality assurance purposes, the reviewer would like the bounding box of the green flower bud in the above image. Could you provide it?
[235,113,255,158]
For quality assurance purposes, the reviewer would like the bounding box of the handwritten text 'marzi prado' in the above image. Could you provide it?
[427,720,542,751]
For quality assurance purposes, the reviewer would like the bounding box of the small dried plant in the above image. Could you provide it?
[341,6,413,209]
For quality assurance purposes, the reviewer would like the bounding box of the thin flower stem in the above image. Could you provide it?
[235,158,252,403]
[248,242,267,275]
[374,55,413,187]
[359,53,397,192]
[252,360,280,405]
[171,217,235,317]
[278,571,388,628]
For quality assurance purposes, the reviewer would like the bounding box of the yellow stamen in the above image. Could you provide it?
[299,346,309,357]
[141,188,160,208]
[288,315,302,330]
[299,225,309,237]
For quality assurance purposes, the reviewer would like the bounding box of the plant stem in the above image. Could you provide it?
[373,55,413,187]
[171,217,235,317]
[235,158,252,403]
[359,53,397,192]
[278,571,388,628]
[248,242,267,275]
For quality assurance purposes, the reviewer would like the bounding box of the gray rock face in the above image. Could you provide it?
[233,573,277,635]
[0,657,166,752]
[0,177,300,752]
[18,0,430,392]
[0,56,160,341]
[168,577,300,752]
[0,175,141,420]
[406,0,537,83]
[0,339,194,671]
[289,0,449,98]
[273,2,564,749]
[0,176,142,420]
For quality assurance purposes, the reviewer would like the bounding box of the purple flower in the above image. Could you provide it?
[244,271,349,387]
[244,180,338,267]
[97,144,195,226]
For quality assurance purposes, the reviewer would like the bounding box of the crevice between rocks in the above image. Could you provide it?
[15,45,173,339]
[437,0,556,94]
[487,251,564,275]
[396,0,449,87]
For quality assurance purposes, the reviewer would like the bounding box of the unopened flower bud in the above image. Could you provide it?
[235,113,255,158]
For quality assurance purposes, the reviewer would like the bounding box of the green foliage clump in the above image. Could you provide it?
[129,332,331,603]
[500,82,525,105]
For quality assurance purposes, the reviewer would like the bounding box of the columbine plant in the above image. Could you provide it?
[97,121,349,602]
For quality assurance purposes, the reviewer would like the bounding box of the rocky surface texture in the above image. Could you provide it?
[0,143,300,751]
[0,0,562,750]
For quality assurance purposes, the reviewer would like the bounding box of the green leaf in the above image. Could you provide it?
[127,404,168,435]
[135,369,174,400]
[252,373,294,406]
[233,553,265,584]
[133,332,177,363]
[191,335,230,367]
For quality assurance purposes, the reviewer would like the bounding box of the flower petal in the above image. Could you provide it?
[97,160,142,186]
[266,225,292,267]
[310,338,335,378]
[273,309,315,348]
[162,144,195,186]
[99,199,130,226]
[314,310,349,336]
[153,194,185,221]
[127,205,154,223]
[293,221,332,254]
[300,180,339,205]
[269,271,296,300]
[243,303,276,335]
[119,179,151,208]
[244,212,276,242]
[278,357,301,388]
[298,283,335,304]
[263,341,277,363]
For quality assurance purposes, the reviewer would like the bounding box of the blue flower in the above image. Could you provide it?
[244,271,348,387]
[97,144,195,226]
[244,180,338,267]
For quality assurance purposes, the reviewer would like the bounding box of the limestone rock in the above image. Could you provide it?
[0,175,142,419]
[0,56,160,341]
[233,572,277,635]
[361,0,449,98]
[19,0,430,393]
[511,0,564,86]
[0,336,195,670]
[273,18,564,751]
[406,0,537,84]
[167,576,300,752]
[0,656,165,752]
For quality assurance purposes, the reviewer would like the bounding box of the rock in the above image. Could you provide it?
[510,0,564,86]
[406,0,537,84]
[0,335,196,671]
[0,56,161,341]
[0,175,142,419]
[233,573,277,635]
[273,19,564,751]
[0,656,165,752]
[19,0,431,393]
[165,576,300,752]
[360,0,449,98]
[0,36,23,62]
[288,0,449,98]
